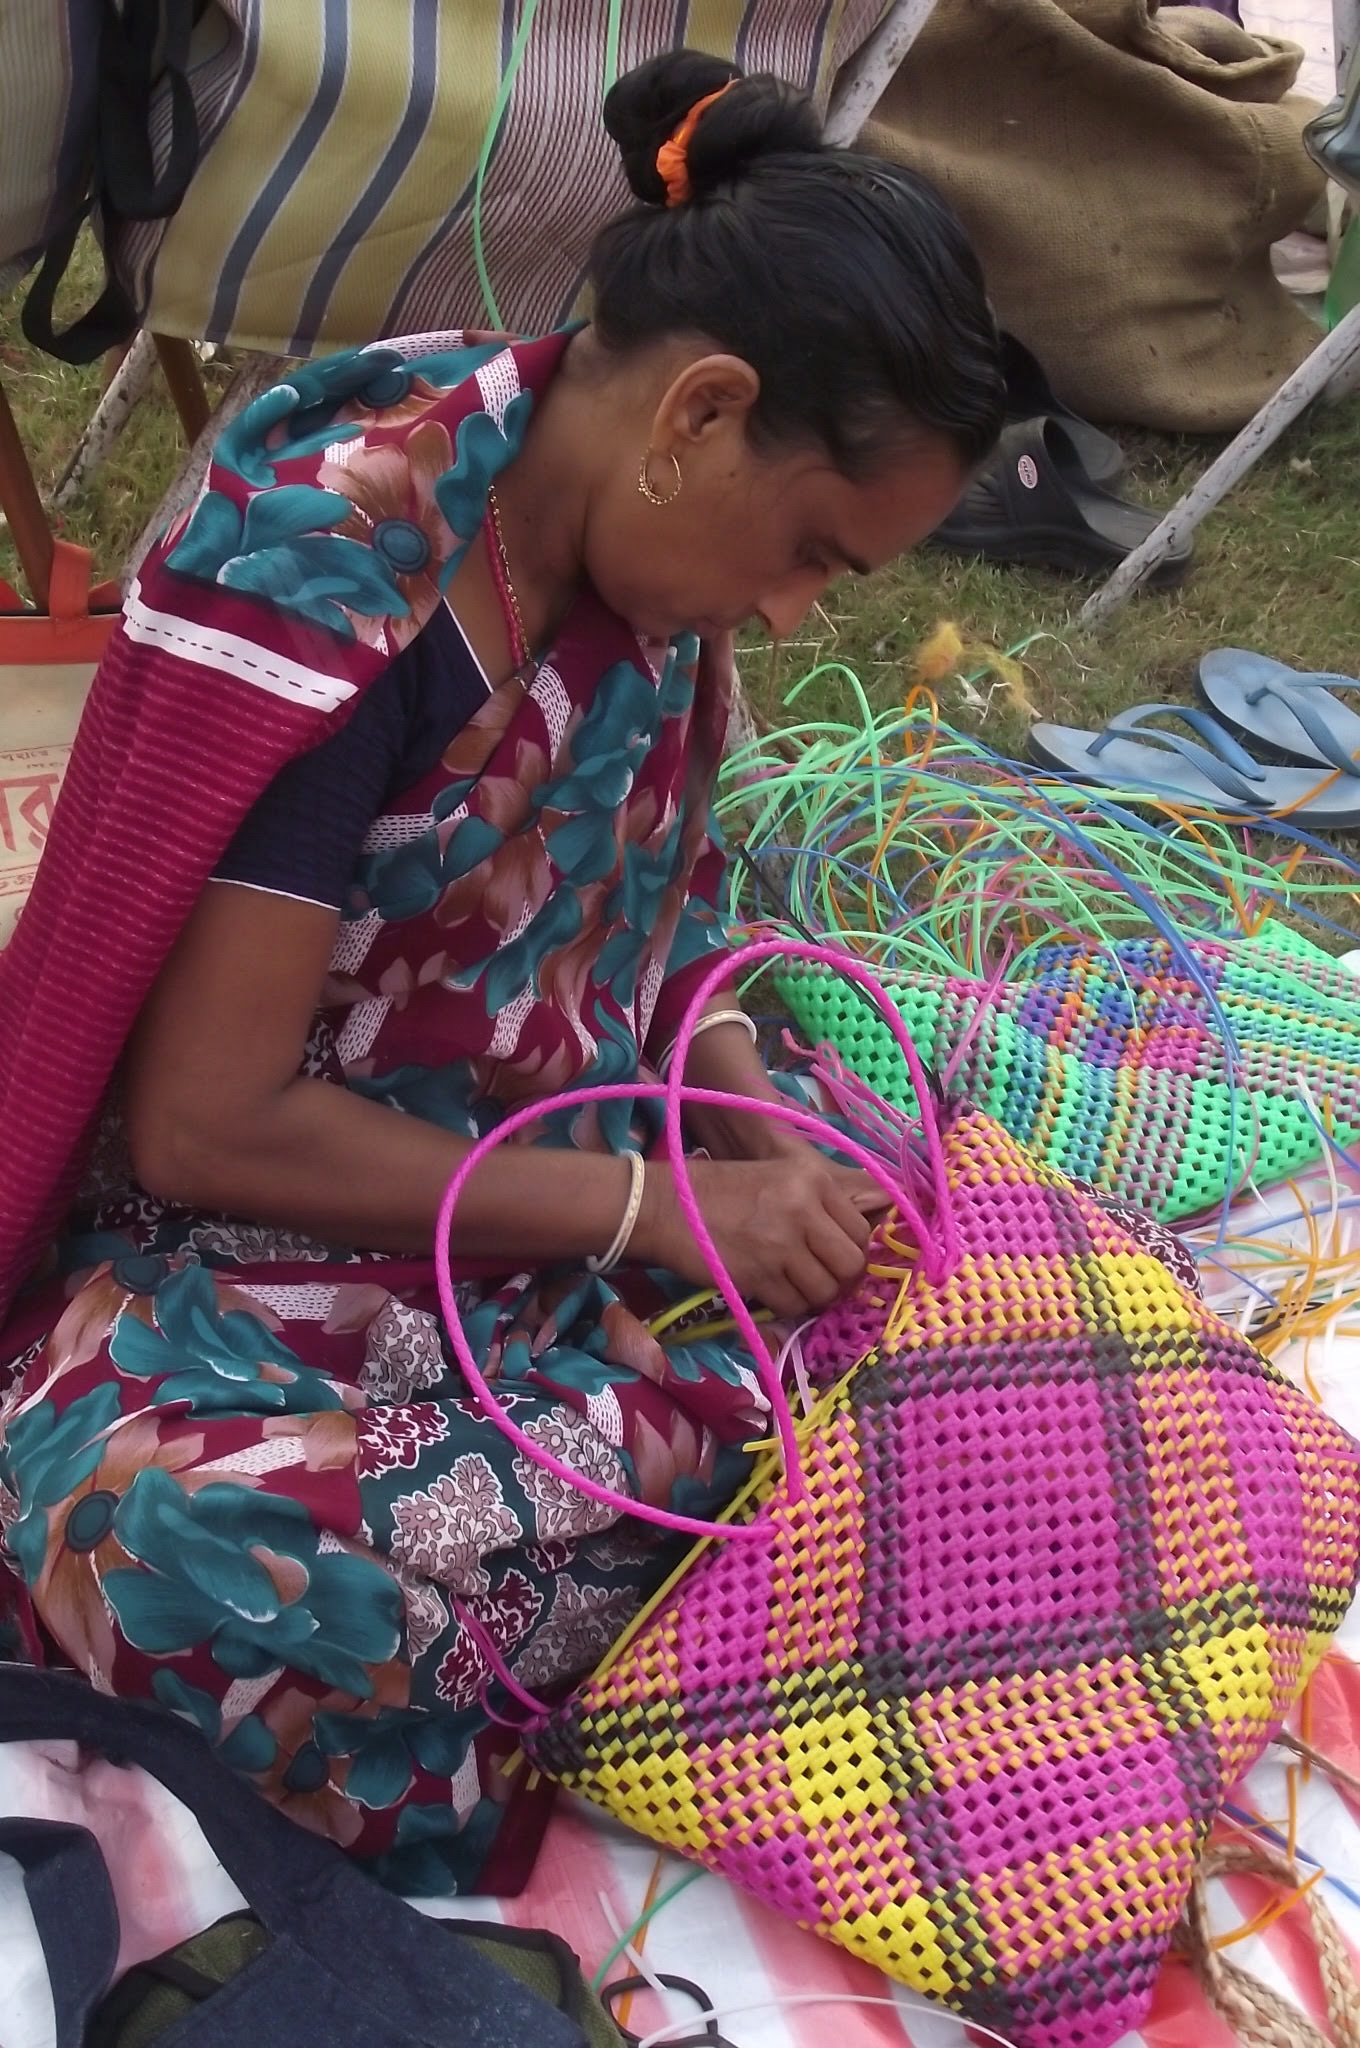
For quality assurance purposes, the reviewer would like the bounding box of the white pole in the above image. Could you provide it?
[825,0,940,146]
[1081,300,1360,626]
[50,332,157,511]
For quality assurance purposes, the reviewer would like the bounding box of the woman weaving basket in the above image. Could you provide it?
[0,53,1004,1892]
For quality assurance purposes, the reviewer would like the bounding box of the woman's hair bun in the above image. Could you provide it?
[604,50,823,206]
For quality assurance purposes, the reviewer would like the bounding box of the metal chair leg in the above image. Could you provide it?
[825,0,940,146]
[0,378,54,609]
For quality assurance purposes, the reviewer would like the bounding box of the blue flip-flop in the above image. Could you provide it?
[1198,649,1360,776]
[1028,701,1360,826]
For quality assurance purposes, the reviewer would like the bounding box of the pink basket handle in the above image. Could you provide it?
[662,940,959,1494]
[433,940,957,1543]
[665,940,957,1280]
[435,1080,918,1540]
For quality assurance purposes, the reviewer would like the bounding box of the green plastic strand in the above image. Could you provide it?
[717,685,1359,979]
[472,0,545,327]
[589,1869,704,1991]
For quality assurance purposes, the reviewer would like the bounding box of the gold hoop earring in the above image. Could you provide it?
[638,450,683,507]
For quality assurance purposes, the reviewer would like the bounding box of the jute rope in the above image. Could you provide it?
[1280,1729,1360,1805]
[1178,1836,1360,2047]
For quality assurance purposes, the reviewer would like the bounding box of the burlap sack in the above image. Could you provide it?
[864,0,1326,432]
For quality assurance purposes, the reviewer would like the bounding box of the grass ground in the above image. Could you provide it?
[740,415,1360,757]
[3,257,1359,759]
[0,312,233,593]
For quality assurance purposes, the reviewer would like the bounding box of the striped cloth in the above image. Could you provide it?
[0,0,97,294]
[106,0,892,355]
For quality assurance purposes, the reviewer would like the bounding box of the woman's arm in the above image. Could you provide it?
[122,883,881,1314]
[664,998,800,1163]
[123,883,655,1261]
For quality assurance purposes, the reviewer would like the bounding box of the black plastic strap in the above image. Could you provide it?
[600,1972,735,2048]
[19,217,141,366]
[22,0,202,364]
[442,1917,589,2023]
[101,0,201,222]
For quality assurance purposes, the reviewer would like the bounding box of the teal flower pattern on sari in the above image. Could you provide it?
[0,1383,121,1584]
[657,637,699,720]
[539,662,662,813]
[348,1057,487,1139]
[106,1468,402,1689]
[108,1265,347,1415]
[432,397,535,587]
[150,1669,281,1771]
[170,481,408,639]
[171,340,531,640]
[211,344,505,490]
[314,1704,472,1810]
[593,822,686,1009]
[371,1799,505,1898]
[469,890,583,1016]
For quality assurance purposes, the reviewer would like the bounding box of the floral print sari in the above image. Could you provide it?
[0,331,762,1896]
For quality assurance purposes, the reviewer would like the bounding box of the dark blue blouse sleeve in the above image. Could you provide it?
[212,609,490,912]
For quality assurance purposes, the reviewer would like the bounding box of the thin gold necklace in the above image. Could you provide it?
[485,484,532,674]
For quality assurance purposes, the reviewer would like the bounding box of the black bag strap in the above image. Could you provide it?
[101,0,202,222]
[443,1920,596,2025]
[0,1818,121,2048]
[22,0,202,364]
[86,1913,270,2048]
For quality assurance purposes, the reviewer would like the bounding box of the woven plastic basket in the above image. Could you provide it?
[776,926,1360,1222]
[529,1104,1360,2048]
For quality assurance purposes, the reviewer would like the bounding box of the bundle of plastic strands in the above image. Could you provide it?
[715,675,1360,982]
[1184,1100,1360,1375]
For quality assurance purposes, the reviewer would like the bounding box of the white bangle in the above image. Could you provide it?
[657,1008,758,1077]
[586,1150,647,1275]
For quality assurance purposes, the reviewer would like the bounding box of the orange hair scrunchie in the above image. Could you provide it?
[654,82,736,208]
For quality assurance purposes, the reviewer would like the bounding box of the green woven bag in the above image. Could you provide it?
[778,925,1360,1221]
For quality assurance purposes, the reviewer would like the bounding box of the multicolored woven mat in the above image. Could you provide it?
[777,924,1360,1222]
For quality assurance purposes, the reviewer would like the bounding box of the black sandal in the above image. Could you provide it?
[930,416,1193,586]
[1000,332,1124,484]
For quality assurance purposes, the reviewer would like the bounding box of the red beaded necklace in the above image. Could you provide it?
[484,485,532,675]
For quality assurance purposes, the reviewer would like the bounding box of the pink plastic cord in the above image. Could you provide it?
[663,943,955,1492]
[806,1045,935,1222]
[809,1043,913,1160]
[433,937,958,1541]
[775,1320,816,1420]
[665,947,956,1235]
[937,942,1014,1095]
[448,1593,550,1725]
[435,1083,928,1539]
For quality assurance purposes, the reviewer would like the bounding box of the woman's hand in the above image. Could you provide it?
[663,1000,808,1165]
[636,1155,887,1320]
